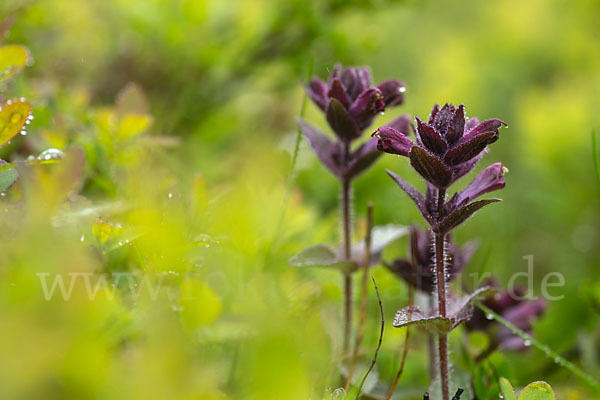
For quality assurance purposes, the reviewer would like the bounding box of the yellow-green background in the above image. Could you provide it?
[1,0,599,399]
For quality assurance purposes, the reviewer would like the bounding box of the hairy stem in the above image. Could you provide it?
[342,141,353,355]
[434,188,449,400]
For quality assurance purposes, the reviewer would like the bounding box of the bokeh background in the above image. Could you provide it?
[1,0,599,399]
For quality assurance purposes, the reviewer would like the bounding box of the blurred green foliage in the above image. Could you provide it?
[1,0,600,399]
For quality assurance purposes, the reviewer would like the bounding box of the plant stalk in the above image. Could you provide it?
[345,202,373,390]
[342,141,353,355]
[434,188,450,400]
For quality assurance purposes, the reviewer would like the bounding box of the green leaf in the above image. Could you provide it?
[392,306,454,334]
[289,244,355,273]
[370,224,408,254]
[498,378,517,400]
[0,159,17,191]
[0,44,29,82]
[117,114,152,140]
[517,381,555,400]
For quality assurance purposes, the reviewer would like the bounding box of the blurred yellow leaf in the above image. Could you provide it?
[117,114,152,140]
[0,98,31,147]
[179,278,222,330]
[0,44,29,82]
[92,219,125,245]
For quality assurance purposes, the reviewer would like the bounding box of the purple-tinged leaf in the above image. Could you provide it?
[377,79,406,107]
[409,146,453,188]
[452,150,486,182]
[326,98,360,142]
[416,117,447,155]
[386,169,432,223]
[435,198,501,233]
[428,104,440,125]
[444,131,498,166]
[305,77,328,110]
[373,126,414,156]
[463,118,506,141]
[433,103,455,134]
[345,137,381,179]
[296,118,340,176]
[328,79,352,108]
[446,104,465,145]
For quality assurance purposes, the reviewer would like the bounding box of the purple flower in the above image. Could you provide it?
[373,104,506,189]
[305,64,406,141]
[298,64,407,182]
[465,279,547,351]
[385,227,477,293]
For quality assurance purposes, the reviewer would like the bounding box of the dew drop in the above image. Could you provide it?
[399,86,406,93]
[80,234,85,242]
[485,313,494,320]
[37,148,65,161]
[168,193,173,199]
[523,339,531,347]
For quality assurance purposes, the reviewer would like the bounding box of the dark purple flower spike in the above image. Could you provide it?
[294,64,407,354]
[373,104,506,189]
[377,103,507,400]
[299,64,407,182]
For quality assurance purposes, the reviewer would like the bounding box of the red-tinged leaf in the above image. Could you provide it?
[446,104,465,145]
[0,98,31,147]
[409,146,452,188]
[327,79,351,108]
[326,98,360,142]
[444,131,498,166]
[435,198,501,233]
[416,117,447,155]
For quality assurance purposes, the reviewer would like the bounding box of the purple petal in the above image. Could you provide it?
[341,67,362,99]
[372,126,414,156]
[416,117,447,155]
[428,104,440,125]
[349,88,385,130]
[376,79,406,107]
[457,162,506,206]
[357,67,373,94]
[297,118,341,176]
[444,131,499,166]
[328,79,352,108]
[445,104,466,145]
[451,150,486,183]
[463,118,507,142]
[433,103,456,134]
[305,77,328,111]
